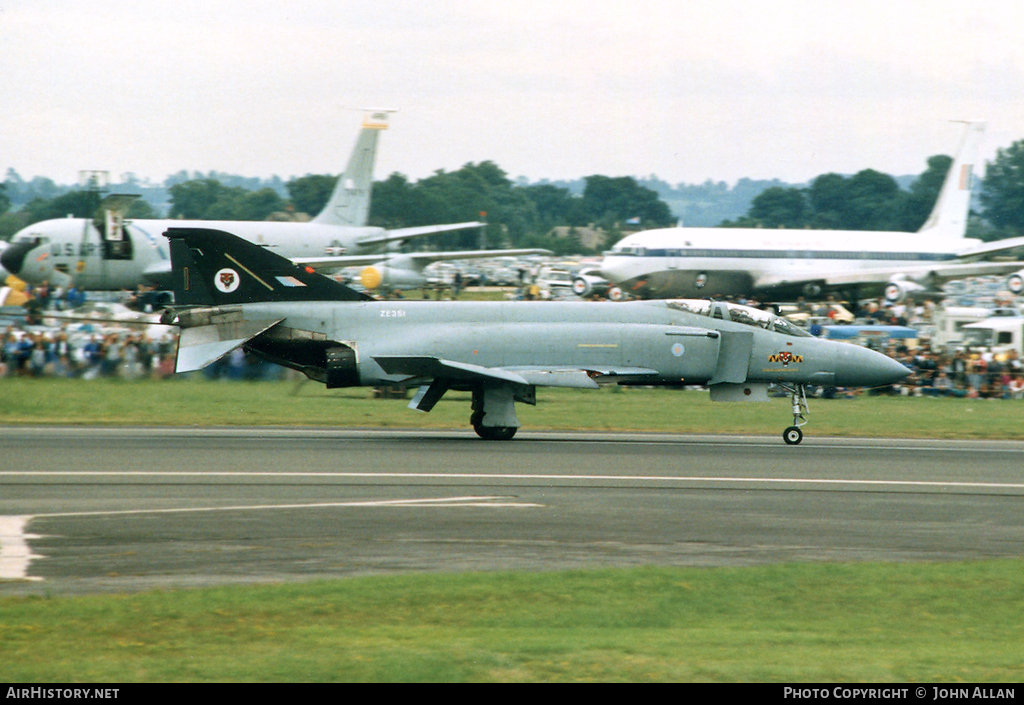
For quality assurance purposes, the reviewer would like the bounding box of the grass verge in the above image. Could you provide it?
[2,376,1024,439]
[2,561,1022,682]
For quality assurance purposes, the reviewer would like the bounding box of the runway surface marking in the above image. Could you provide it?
[0,496,541,581]
[4,470,1024,491]
[0,517,44,582]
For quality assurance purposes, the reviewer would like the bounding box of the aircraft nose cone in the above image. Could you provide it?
[0,239,37,275]
[833,344,911,387]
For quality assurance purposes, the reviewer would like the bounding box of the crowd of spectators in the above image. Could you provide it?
[2,325,179,380]
[1,322,290,381]
[793,296,1024,399]
[878,344,1024,399]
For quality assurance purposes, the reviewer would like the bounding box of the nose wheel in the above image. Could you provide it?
[779,384,808,445]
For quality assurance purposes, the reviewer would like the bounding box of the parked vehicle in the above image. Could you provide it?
[961,308,1024,357]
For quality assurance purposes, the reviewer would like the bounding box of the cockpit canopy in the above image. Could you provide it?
[667,299,811,338]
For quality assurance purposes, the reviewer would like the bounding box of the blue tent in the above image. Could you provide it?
[821,325,918,341]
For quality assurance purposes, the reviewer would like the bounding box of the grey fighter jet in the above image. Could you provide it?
[162,227,910,444]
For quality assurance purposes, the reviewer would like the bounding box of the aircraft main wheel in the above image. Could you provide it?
[783,426,803,445]
[473,424,518,441]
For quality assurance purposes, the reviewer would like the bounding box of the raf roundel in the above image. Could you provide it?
[214,268,241,293]
[671,342,685,357]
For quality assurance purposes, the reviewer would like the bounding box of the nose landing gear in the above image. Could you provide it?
[779,383,808,445]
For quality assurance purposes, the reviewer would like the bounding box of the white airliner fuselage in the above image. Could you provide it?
[6,216,400,291]
[2,111,486,293]
[594,121,1024,302]
[599,228,1018,301]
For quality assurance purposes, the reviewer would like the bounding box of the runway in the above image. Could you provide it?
[2,426,1024,595]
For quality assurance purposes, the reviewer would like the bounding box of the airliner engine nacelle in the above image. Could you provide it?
[359,264,425,292]
[801,282,823,298]
[883,279,926,303]
[571,273,610,298]
[1007,270,1024,296]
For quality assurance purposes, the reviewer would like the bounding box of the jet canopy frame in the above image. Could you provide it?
[666,299,810,338]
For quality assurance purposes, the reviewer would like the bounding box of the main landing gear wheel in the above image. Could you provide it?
[782,426,803,445]
[473,424,518,441]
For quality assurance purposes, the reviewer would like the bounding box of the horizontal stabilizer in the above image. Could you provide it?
[176,318,282,373]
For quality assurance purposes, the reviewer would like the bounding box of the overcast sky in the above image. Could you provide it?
[3,0,1024,187]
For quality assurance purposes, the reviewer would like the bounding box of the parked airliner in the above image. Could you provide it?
[1,111,490,293]
[585,122,1024,303]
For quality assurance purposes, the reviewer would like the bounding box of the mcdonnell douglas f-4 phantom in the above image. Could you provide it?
[162,227,910,444]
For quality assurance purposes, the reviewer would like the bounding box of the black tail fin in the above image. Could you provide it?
[165,227,373,306]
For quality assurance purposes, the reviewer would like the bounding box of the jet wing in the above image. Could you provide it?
[954,236,1024,259]
[292,254,407,272]
[754,260,1024,292]
[374,355,531,386]
[504,365,659,388]
[355,222,486,247]
[373,355,656,389]
[393,248,552,265]
[293,247,552,274]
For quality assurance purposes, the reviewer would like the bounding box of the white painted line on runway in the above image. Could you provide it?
[0,516,44,581]
[3,471,1024,491]
[36,495,545,519]
[0,496,541,582]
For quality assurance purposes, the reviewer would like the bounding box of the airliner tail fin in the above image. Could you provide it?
[312,110,396,227]
[918,120,986,238]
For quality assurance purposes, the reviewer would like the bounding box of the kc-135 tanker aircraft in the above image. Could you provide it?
[1,111,546,296]
[160,227,910,444]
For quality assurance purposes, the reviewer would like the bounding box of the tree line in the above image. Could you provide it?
[720,142,1024,242]
[0,163,676,255]
[4,138,1024,250]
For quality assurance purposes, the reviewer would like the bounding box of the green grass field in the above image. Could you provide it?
[3,377,1023,681]
[2,376,1023,439]
[2,562,1023,682]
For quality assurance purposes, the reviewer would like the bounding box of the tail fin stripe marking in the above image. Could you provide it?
[225,253,274,291]
[960,164,973,190]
